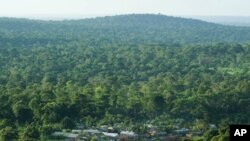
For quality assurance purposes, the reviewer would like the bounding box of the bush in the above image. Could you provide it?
[60,117,76,129]
[0,126,18,141]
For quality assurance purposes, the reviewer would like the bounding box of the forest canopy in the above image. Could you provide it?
[0,14,250,140]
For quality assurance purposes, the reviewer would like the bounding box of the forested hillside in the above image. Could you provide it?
[0,14,250,140]
[1,14,250,46]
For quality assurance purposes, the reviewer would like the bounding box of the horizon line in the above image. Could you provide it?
[1,13,250,19]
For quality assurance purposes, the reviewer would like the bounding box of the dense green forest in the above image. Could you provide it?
[0,14,250,140]
[1,14,250,46]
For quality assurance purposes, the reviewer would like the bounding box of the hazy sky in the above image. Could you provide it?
[0,0,249,18]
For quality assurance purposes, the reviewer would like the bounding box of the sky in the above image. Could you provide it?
[0,0,249,19]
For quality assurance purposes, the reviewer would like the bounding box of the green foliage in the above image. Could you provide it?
[203,129,219,141]
[90,137,98,141]
[0,14,250,140]
[0,126,18,141]
[19,126,40,141]
[12,103,33,124]
[60,117,76,129]
[40,124,56,138]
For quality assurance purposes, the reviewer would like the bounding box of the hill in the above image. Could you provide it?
[1,14,250,47]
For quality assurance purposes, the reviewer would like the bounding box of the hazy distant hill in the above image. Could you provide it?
[187,16,250,27]
[1,14,250,47]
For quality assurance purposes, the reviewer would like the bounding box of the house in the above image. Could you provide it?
[99,125,108,132]
[80,137,88,141]
[120,131,137,137]
[209,124,217,129]
[102,132,119,138]
[120,131,138,140]
[102,132,119,141]
[82,129,101,134]
[72,129,82,134]
[175,128,189,135]
[52,132,79,141]
[52,131,65,137]
[65,133,79,141]
[157,131,167,137]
